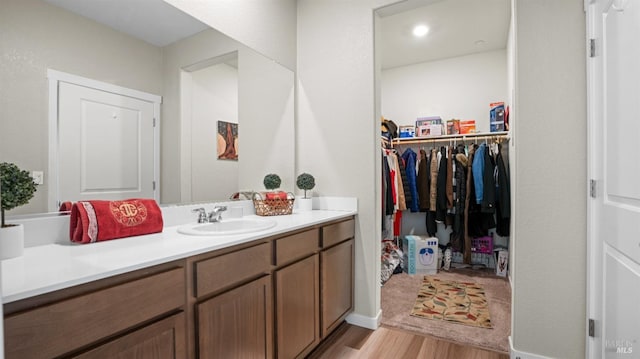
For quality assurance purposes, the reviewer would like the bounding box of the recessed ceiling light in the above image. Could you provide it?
[412,25,429,37]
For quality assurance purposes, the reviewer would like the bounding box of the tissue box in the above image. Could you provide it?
[402,235,439,275]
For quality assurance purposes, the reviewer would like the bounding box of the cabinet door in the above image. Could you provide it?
[73,313,186,359]
[320,239,354,338]
[197,275,273,359]
[275,254,320,359]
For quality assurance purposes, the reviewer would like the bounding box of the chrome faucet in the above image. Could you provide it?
[192,206,228,223]
[207,206,227,223]
[192,208,208,223]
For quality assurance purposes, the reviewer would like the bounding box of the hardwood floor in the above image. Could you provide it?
[307,323,509,359]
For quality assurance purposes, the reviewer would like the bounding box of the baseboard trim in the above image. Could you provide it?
[345,309,381,330]
[510,336,551,359]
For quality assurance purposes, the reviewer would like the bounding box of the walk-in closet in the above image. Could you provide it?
[376,0,513,354]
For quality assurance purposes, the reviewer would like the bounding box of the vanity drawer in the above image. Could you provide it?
[321,219,355,248]
[4,267,185,359]
[274,228,320,266]
[195,242,271,298]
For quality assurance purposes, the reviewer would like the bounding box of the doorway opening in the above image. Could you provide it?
[375,0,512,353]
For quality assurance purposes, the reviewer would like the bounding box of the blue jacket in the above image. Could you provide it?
[401,148,420,212]
[472,143,486,204]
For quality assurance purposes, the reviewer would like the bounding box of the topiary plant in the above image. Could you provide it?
[1,162,37,228]
[263,173,282,191]
[296,173,315,199]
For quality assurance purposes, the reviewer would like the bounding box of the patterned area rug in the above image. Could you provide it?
[411,276,493,329]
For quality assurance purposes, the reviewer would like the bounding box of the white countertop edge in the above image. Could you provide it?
[2,209,356,304]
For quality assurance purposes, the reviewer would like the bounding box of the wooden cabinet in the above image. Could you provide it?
[73,313,186,359]
[190,241,273,359]
[275,254,320,359]
[320,238,354,337]
[4,262,186,359]
[197,275,272,359]
[272,219,354,359]
[320,219,355,338]
[3,217,355,359]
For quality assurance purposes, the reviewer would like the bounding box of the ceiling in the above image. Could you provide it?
[378,0,511,70]
[42,0,209,47]
[42,0,510,69]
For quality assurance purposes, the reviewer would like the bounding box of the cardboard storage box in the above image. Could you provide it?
[459,120,476,134]
[402,235,439,275]
[447,119,461,135]
[490,102,505,132]
[399,125,415,138]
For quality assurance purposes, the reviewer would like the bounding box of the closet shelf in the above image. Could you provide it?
[391,131,509,146]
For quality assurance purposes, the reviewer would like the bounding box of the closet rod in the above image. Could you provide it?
[391,131,509,146]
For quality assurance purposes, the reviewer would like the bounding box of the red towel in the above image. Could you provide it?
[265,191,288,200]
[59,201,73,214]
[70,199,163,244]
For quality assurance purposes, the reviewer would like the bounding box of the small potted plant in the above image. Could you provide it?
[263,173,285,200]
[1,162,38,259]
[296,173,315,212]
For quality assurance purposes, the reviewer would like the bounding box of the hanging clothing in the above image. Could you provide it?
[429,148,438,212]
[495,144,511,236]
[417,149,430,210]
[382,154,394,216]
[398,153,412,211]
[401,148,420,212]
[446,146,454,209]
[436,147,448,222]
[472,143,486,204]
[450,151,468,252]
[481,144,496,214]
[462,144,476,264]
[386,151,407,212]
[393,154,408,212]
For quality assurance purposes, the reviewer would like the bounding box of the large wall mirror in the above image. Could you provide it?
[0,0,295,216]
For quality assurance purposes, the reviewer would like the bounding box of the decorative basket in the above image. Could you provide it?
[253,192,295,216]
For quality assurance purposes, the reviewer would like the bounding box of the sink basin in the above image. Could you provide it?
[177,218,277,236]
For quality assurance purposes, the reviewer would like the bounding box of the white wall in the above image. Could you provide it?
[300,1,587,358]
[297,0,397,326]
[189,63,239,202]
[381,50,508,132]
[511,0,586,357]
[162,0,297,71]
[0,0,163,214]
[237,48,295,193]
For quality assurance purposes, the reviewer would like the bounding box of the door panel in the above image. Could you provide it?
[58,81,156,202]
[197,275,273,359]
[275,254,319,359]
[603,245,640,358]
[589,1,640,357]
[601,0,640,264]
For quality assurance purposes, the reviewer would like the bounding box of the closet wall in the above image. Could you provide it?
[381,48,509,251]
[381,49,507,132]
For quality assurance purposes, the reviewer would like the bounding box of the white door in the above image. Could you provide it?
[588,0,640,357]
[55,78,159,205]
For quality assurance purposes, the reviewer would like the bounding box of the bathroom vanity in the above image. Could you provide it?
[2,209,355,359]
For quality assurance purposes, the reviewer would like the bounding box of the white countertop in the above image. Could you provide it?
[1,210,355,304]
